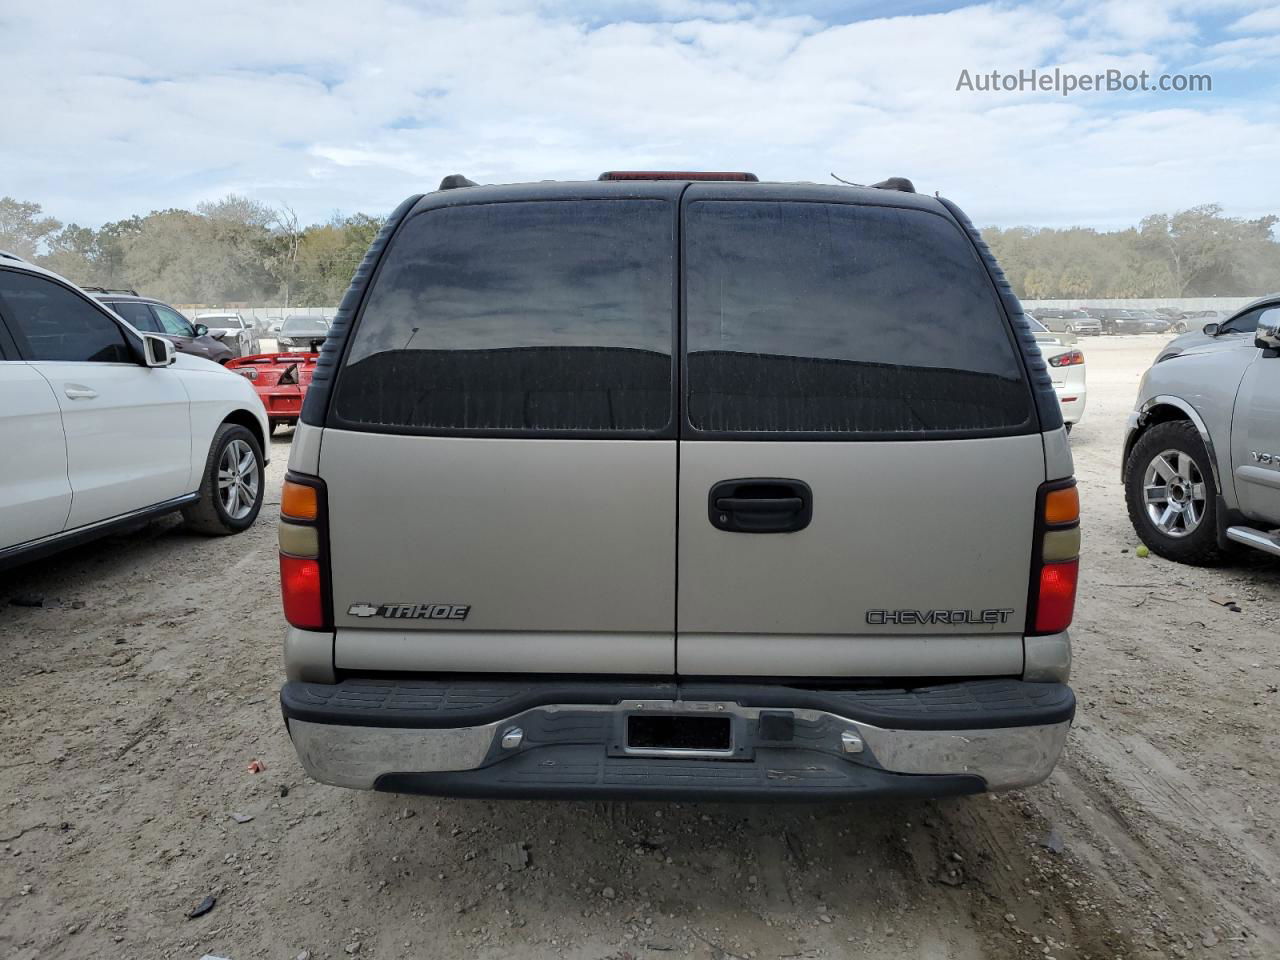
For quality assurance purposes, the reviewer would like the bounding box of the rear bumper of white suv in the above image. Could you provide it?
[282,678,1074,801]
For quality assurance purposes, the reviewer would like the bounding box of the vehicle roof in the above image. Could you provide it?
[91,292,166,305]
[407,177,951,218]
[0,255,76,284]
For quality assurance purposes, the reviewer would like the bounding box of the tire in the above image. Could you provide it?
[183,423,265,535]
[1124,420,1223,565]
[1064,422,1073,435]
[1175,322,1187,334]
[1065,324,1076,334]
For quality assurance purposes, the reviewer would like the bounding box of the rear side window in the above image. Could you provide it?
[335,200,674,434]
[684,201,1032,436]
[108,301,161,332]
[0,270,131,363]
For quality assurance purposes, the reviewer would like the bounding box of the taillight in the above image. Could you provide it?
[234,367,258,381]
[279,473,330,630]
[1049,350,1085,367]
[1028,479,1080,635]
[280,554,325,629]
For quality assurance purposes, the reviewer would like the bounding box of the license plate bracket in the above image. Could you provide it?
[616,712,740,759]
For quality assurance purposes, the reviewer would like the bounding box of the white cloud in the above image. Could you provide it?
[0,0,1276,230]
[1227,4,1280,31]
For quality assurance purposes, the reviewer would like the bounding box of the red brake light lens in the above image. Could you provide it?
[280,554,325,629]
[1034,560,1079,634]
[1049,350,1085,367]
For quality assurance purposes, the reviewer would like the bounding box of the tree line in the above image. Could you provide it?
[2,195,1277,304]
[985,204,1279,299]
[0,195,381,306]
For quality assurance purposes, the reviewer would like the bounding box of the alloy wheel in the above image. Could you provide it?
[1142,448,1207,537]
[217,439,259,520]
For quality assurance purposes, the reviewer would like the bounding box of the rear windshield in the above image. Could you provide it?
[683,201,1032,436]
[282,318,327,335]
[334,199,674,435]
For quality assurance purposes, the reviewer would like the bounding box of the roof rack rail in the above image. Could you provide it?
[0,250,28,262]
[439,174,478,190]
[81,285,140,296]
[870,177,916,193]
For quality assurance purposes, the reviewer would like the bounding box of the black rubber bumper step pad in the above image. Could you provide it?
[375,745,985,802]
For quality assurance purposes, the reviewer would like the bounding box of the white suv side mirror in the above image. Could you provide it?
[142,333,176,367]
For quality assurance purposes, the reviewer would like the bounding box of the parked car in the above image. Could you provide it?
[277,315,330,352]
[1128,309,1173,333]
[93,292,234,364]
[278,171,1078,802]
[1181,309,1227,325]
[196,311,260,358]
[0,258,270,569]
[1028,317,1087,431]
[1123,311,1280,563]
[227,351,318,433]
[1154,308,1191,333]
[1092,308,1166,335]
[1155,295,1280,362]
[267,317,284,335]
[1036,308,1102,336]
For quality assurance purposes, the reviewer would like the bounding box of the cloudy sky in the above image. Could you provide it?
[2,0,1277,229]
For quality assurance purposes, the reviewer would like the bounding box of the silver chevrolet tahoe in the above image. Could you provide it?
[277,171,1079,801]
[1124,306,1280,563]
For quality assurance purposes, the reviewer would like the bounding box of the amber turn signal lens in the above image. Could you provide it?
[281,480,318,521]
[1043,485,1079,525]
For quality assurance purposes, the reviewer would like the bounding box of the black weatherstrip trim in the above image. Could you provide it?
[936,196,1062,432]
[0,309,17,358]
[302,193,424,427]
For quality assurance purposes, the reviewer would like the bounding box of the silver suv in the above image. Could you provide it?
[277,172,1079,801]
[1124,310,1280,563]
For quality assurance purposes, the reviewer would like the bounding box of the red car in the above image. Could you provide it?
[226,352,318,433]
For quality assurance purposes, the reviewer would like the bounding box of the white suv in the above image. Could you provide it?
[0,255,271,568]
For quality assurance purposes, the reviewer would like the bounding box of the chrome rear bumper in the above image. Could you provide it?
[284,684,1073,798]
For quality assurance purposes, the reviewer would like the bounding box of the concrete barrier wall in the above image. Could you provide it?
[177,305,339,324]
[1022,297,1256,313]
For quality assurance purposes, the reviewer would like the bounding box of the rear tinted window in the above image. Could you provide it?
[334,200,674,434]
[684,201,1031,435]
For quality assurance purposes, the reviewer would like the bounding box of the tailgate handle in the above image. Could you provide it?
[708,479,812,534]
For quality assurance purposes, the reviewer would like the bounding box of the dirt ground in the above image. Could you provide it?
[3,336,1278,960]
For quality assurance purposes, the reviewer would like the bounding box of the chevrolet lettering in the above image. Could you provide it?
[866,608,1015,626]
